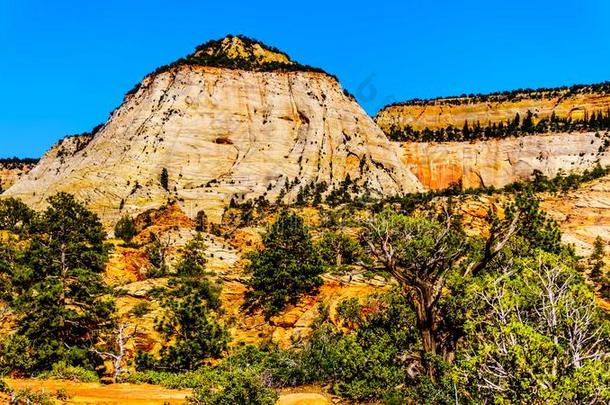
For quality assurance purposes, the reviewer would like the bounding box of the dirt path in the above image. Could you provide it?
[5,379,191,404]
[3,379,340,404]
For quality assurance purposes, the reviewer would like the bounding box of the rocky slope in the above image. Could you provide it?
[94,203,389,370]
[542,174,610,255]
[399,131,610,189]
[0,159,37,192]
[376,83,610,132]
[4,36,421,225]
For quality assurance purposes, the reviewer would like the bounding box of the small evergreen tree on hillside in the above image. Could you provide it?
[136,234,226,372]
[600,277,610,300]
[177,233,208,277]
[144,233,171,277]
[589,236,606,281]
[245,211,324,317]
[114,215,137,243]
[160,168,169,191]
[151,281,228,372]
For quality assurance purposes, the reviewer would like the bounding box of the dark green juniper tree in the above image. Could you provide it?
[114,215,137,243]
[0,193,114,374]
[589,236,606,281]
[160,168,169,191]
[245,211,324,317]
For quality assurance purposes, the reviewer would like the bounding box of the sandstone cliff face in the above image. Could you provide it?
[5,65,421,224]
[376,87,610,132]
[542,175,610,255]
[397,132,610,190]
[0,163,35,192]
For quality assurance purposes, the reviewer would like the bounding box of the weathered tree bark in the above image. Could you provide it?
[411,281,439,380]
[365,208,521,383]
[91,323,138,383]
[336,251,343,267]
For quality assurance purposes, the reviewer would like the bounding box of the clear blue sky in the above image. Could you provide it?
[2,0,609,157]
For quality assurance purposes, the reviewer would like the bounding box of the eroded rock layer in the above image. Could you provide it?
[0,161,36,192]
[376,84,610,132]
[397,132,610,190]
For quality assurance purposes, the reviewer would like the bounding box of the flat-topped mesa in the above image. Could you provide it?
[4,35,422,226]
[377,81,610,191]
[376,82,610,136]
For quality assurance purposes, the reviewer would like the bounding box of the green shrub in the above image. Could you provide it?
[187,368,278,405]
[55,388,71,401]
[130,302,152,317]
[7,387,56,405]
[0,379,10,393]
[125,369,216,389]
[38,361,100,382]
[300,293,421,400]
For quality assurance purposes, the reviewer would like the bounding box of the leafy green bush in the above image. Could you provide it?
[125,368,216,389]
[458,250,610,403]
[55,388,71,401]
[300,293,421,400]
[0,379,10,393]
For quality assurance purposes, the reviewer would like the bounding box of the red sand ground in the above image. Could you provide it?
[4,379,190,404]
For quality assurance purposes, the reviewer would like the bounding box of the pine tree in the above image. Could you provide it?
[509,112,521,134]
[114,215,137,243]
[462,120,471,140]
[160,168,169,191]
[522,110,534,133]
[505,188,562,254]
[589,236,606,281]
[150,281,228,371]
[177,233,208,277]
[0,193,114,374]
[245,211,324,317]
[136,233,226,372]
